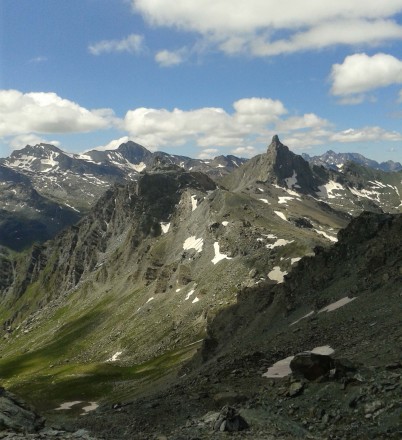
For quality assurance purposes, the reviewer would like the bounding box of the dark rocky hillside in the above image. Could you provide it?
[72,211,402,439]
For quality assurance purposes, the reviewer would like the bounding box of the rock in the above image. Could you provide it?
[213,406,249,432]
[290,352,335,380]
[0,387,44,433]
[364,400,384,415]
[288,381,304,397]
[249,268,258,278]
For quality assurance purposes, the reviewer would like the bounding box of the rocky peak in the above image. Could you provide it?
[264,135,322,193]
[267,134,285,152]
[11,143,63,158]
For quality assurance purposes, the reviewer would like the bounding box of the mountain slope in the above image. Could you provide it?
[68,211,401,440]
[0,164,81,251]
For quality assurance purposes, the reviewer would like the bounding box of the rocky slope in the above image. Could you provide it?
[0,137,401,439]
[0,164,81,251]
[4,211,396,439]
[72,211,402,439]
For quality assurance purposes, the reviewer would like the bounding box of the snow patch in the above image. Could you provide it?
[278,196,294,204]
[284,171,300,189]
[191,195,198,211]
[259,198,270,204]
[211,242,232,265]
[318,296,357,313]
[131,162,146,172]
[317,181,344,198]
[146,297,154,304]
[81,402,99,415]
[291,257,302,265]
[183,236,204,253]
[349,187,380,202]
[290,311,314,326]
[55,401,83,411]
[107,351,122,362]
[268,266,287,283]
[185,289,195,301]
[64,203,80,213]
[266,239,294,249]
[160,222,170,233]
[315,229,338,242]
[192,297,200,304]
[274,211,288,221]
[222,221,229,226]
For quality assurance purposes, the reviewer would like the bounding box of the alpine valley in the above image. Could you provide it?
[0,136,401,439]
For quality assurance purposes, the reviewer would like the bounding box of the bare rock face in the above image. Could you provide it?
[0,387,44,433]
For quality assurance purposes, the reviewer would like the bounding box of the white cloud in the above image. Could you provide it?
[0,90,116,137]
[9,134,60,149]
[131,1,402,57]
[123,98,289,148]
[247,19,402,57]
[233,97,287,126]
[330,53,402,96]
[197,148,219,159]
[29,56,48,64]
[330,127,402,143]
[91,136,130,151]
[88,34,144,55]
[231,146,257,157]
[155,49,185,66]
[275,113,330,132]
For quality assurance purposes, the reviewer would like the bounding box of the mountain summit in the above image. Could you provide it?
[223,135,323,194]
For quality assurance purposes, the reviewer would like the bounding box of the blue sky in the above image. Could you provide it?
[1,0,402,162]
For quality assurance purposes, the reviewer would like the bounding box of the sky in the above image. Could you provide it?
[1,0,402,163]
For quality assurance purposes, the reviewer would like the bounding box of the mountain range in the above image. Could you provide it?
[302,150,402,172]
[0,136,401,439]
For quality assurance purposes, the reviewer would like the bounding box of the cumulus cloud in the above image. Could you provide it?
[197,148,219,159]
[231,146,257,157]
[122,96,349,154]
[330,53,402,97]
[155,49,185,66]
[275,113,330,132]
[88,34,144,55]
[330,127,402,142]
[131,1,402,57]
[123,98,290,148]
[91,136,131,151]
[0,90,116,137]
[9,134,60,149]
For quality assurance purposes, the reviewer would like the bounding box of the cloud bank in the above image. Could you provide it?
[131,1,402,57]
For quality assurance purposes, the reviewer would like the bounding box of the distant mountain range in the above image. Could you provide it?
[302,150,402,172]
[0,139,401,251]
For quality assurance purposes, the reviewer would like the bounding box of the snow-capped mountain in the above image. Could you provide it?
[302,150,402,172]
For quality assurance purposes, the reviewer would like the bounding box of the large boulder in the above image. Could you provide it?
[290,352,335,380]
[0,387,44,433]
